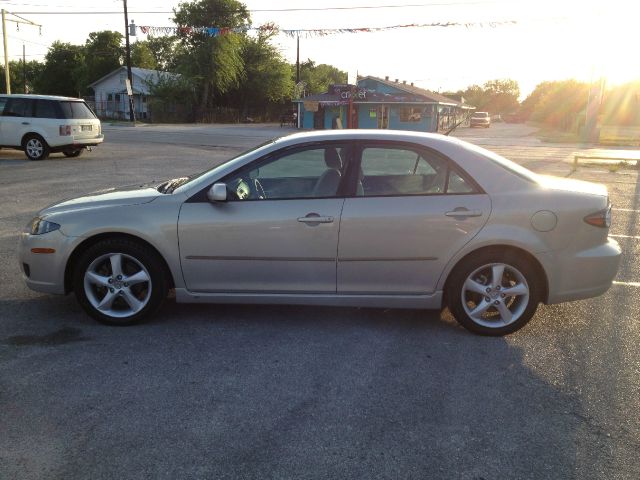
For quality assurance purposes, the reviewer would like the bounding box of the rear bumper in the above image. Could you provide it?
[49,134,104,149]
[542,238,622,304]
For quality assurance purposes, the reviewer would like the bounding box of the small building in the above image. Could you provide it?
[294,75,474,132]
[88,66,179,120]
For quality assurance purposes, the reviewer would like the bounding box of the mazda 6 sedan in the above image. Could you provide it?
[18,130,621,335]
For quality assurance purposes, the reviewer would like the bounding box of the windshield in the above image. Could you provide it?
[157,137,279,194]
[472,112,489,118]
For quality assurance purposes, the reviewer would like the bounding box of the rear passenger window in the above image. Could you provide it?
[3,98,34,117]
[447,170,476,194]
[360,147,448,196]
[58,101,96,119]
[34,100,58,119]
[0,97,8,115]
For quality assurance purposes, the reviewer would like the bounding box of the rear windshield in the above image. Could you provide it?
[58,101,96,119]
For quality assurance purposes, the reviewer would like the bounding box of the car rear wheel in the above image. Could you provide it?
[23,134,50,161]
[446,250,541,335]
[63,148,84,158]
[73,239,168,326]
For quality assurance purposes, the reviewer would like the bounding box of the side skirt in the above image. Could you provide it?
[174,289,443,310]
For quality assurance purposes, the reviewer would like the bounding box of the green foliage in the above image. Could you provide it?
[445,79,520,115]
[601,81,640,126]
[148,74,197,122]
[85,31,124,86]
[173,0,250,118]
[522,80,589,131]
[298,60,347,95]
[131,42,157,69]
[144,36,179,71]
[0,60,45,94]
[229,32,293,116]
[34,41,87,96]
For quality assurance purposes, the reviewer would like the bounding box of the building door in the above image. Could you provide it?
[377,105,389,129]
[313,107,324,129]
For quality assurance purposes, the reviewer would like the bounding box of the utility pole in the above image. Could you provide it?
[22,44,26,93]
[123,0,135,123]
[1,10,41,94]
[2,10,9,94]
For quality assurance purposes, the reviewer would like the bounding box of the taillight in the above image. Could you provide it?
[59,125,71,136]
[584,205,612,228]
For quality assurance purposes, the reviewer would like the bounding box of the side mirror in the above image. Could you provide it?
[207,183,227,202]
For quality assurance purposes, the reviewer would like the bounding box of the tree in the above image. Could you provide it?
[145,36,179,71]
[173,0,250,120]
[522,80,589,131]
[85,31,123,85]
[481,79,520,114]
[230,31,293,117]
[298,60,346,95]
[35,42,87,96]
[0,60,44,94]
[131,41,157,69]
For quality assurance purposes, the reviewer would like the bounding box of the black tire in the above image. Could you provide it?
[23,134,50,161]
[73,238,168,326]
[446,249,541,336]
[63,148,84,158]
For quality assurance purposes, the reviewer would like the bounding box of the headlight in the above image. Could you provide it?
[25,217,61,235]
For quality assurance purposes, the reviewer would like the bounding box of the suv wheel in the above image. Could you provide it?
[63,148,83,158]
[23,134,50,161]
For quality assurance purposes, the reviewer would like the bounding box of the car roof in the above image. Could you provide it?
[0,94,84,101]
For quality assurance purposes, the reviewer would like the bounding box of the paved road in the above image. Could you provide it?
[0,123,638,479]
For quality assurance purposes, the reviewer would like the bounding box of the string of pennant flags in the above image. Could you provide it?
[136,20,519,38]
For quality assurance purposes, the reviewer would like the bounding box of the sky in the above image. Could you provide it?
[0,0,638,98]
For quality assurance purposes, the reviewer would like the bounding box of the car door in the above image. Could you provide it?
[337,142,491,295]
[178,143,351,293]
[0,97,34,147]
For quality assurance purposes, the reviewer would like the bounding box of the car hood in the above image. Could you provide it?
[40,183,162,216]
[536,175,608,197]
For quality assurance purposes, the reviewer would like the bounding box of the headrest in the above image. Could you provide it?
[324,148,342,170]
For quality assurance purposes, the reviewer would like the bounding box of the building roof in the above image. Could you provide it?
[359,75,469,107]
[88,66,180,93]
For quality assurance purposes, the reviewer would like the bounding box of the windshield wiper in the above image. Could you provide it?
[157,177,189,194]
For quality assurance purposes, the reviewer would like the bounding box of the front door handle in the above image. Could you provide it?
[445,208,483,218]
[297,213,334,225]
[21,122,30,125]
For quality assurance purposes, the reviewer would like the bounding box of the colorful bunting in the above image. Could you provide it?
[136,20,518,38]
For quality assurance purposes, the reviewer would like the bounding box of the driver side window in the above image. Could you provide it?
[223,145,347,200]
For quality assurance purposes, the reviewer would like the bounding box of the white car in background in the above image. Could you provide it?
[0,94,103,160]
[18,130,621,335]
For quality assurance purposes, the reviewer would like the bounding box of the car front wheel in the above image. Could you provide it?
[23,134,50,161]
[446,250,541,335]
[73,239,168,326]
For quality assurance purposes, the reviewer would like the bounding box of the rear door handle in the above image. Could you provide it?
[445,209,483,218]
[297,213,334,224]
[21,122,30,125]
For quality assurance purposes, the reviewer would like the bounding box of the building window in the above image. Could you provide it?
[399,107,423,123]
[107,93,113,101]
[115,94,121,102]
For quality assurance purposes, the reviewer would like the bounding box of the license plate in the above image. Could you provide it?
[81,125,92,132]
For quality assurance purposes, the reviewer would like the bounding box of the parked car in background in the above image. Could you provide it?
[470,111,491,128]
[18,130,621,335]
[0,94,103,160]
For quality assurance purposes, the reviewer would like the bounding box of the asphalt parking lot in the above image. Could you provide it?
[1,123,638,479]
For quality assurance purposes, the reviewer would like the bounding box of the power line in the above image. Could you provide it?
[11,1,507,15]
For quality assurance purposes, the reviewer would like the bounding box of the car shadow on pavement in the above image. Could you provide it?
[0,295,583,479]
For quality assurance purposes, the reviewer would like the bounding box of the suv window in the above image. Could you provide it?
[223,145,347,200]
[0,97,8,115]
[58,101,96,119]
[3,98,34,117]
[34,99,59,119]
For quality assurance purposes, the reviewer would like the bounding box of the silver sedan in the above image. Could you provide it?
[18,130,621,335]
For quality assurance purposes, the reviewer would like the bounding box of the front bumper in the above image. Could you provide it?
[18,230,75,294]
[542,238,622,304]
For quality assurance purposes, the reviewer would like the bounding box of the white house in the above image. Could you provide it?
[88,66,179,120]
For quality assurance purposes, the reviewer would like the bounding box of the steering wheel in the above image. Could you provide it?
[253,178,267,199]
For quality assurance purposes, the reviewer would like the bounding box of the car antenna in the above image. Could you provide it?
[443,116,468,136]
